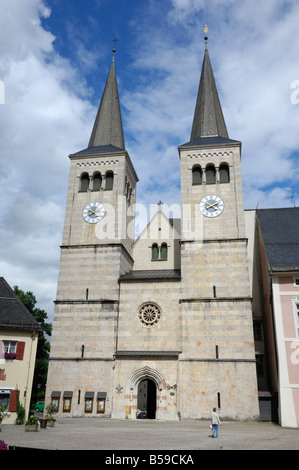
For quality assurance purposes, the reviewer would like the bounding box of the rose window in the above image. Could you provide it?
[138,303,161,327]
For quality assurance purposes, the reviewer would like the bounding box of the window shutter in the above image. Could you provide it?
[192,166,202,185]
[80,173,89,191]
[219,164,230,183]
[105,172,114,190]
[152,244,159,260]
[16,341,25,360]
[8,389,19,412]
[206,164,216,184]
[161,244,167,260]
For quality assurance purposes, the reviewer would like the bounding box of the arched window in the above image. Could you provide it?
[219,163,230,183]
[105,171,114,191]
[192,165,203,185]
[93,172,102,191]
[205,164,216,184]
[160,243,167,261]
[80,173,89,191]
[152,243,159,260]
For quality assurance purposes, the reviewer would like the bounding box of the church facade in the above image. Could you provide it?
[45,43,260,421]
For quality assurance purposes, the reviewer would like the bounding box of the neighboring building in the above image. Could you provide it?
[245,209,278,422]
[255,208,299,428]
[45,40,260,422]
[0,277,41,424]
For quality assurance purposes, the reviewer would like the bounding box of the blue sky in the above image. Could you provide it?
[0,0,298,319]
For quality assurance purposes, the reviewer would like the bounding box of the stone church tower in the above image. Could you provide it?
[45,39,259,421]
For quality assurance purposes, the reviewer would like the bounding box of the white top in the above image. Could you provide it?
[211,411,221,425]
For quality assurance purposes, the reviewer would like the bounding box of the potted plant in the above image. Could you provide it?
[0,440,8,450]
[15,391,25,425]
[45,403,57,427]
[47,416,56,427]
[25,414,39,431]
[0,404,10,431]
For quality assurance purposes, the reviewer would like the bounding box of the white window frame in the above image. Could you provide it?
[0,389,12,408]
[3,341,17,354]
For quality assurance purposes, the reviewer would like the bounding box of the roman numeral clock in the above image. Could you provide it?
[199,194,224,218]
[82,201,106,224]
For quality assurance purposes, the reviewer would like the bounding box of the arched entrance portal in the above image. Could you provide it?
[137,378,157,419]
[127,366,166,420]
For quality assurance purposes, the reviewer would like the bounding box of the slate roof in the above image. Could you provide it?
[71,50,125,157]
[88,54,125,150]
[179,136,241,149]
[257,208,299,271]
[70,144,126,157]
[0,277,42,331]
[183,48,229,147]
[119,269,181,282]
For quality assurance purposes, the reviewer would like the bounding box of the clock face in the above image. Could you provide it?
[199,195,224,218]
[82,202,105,224]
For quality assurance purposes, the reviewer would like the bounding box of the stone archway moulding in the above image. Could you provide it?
[128,366,166,391]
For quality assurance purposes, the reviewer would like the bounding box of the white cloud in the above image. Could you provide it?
[0,0,95,319]
[0,0,54,65]
[123,0,299,211]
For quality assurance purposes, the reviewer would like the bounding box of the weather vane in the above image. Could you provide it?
[204,24,208,49]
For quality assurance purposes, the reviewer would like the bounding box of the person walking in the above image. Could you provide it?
[211,407,221,438]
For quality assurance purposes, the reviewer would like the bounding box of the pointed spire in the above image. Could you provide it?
[88,42,125,150]
[190,28,228,141]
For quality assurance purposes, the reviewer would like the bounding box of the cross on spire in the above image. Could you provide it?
[112,37,118,52]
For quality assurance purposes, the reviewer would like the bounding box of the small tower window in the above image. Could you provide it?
[80,173,89,191]
[105,171,114,191]
[160,243,167,261]
[192,165,203,185]
[93,172,102,191]
[151,243,167,261]
[152,243,159,260]
[205,164,216,184]
[219,163,230,183]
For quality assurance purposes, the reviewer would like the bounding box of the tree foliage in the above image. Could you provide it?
[13,286,52,404]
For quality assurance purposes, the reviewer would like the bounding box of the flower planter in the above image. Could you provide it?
[4,353,16,360]
[25,424,39,432]
[47,420,55,427]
